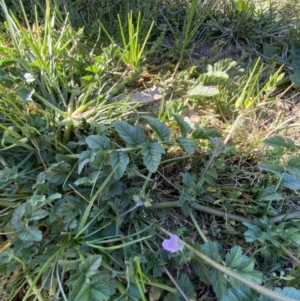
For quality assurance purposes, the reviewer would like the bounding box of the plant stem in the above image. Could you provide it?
[149,201,253,224]
[148,200,300,225]
[24,272,46,301]
[163,267,190,301]
[269,211,300,223]
[188,207,208,243]
[280,244,300,268]
[194,152,217,191]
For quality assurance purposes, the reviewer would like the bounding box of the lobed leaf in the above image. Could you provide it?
[109,150,129,180]
[142,116,170,141]
[286,157,300,177]
[142,142,165,173]
[78,150,92,174]
[86,135,110,151]
[175,273,194,300]
[260,187,283,201]
[19,227,42,242]
[258,163,284,175]
[281,173,300,190]
[114,121,145,147]
[225,245,243,268]
[211,268,227,298]
[176,137,195,154]
[188,84,219,99]
[259,287,300,301]
[79,255,102,277]
[221,285,256,301]
[263,136,287,148]
[172,114,191,137]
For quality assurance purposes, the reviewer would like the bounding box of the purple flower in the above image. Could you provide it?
[210,137,224,155]
[210,137,222,146]
[162,235,180,253]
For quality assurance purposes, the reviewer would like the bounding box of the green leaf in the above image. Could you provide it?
[286,157,300,177]
[290,74,300,89]
[260,187,283,201]
[234,257,262,284]
[176,137,195,154]
[142,142,165,173]
[81,75,94,85]
[281,173,300,190]
[79,255,102,277]
[44,161,71,185]
[193,260,211,285]
[17,87,35,103]
[221,285,257,301]
[188,84,219,99]
[29,209,48,221]
[74,281,113,301]
[68,275,86,301]
[114,121,145,147]
[142,116,170,141]
[78,150,92,174]
[243,223,262,243]
[225,245,243,268]
[258,163,284,175]
[86,65,101,74]
[288,228,300,244]
[19,226,42,242]
[263,136,288,149]
[29,195,46,206]
[175,273,194,300]
[243,222,280,247]
[172,114,191,137]
[192,127,220,139]
[201,241,223,263]
[86,135,110,151]
[11,203,26,230]
[259,287,300,301]
[54,196,84,230]
[197,240,228,301]
[263,44,280,59]
[211,268,226,298]
[181,172,195,190]
[109,151,129,180]
[47,193,62,202]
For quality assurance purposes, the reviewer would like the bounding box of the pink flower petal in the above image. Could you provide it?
[162,234,180,253]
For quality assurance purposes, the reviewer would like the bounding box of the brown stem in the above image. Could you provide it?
[149,201,253,224]
[280,244,300,268]
[147,201,300,225]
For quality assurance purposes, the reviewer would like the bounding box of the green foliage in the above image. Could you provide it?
[257,136,300,216]
[221,285,300,301]
[1,0,300,300]
[193,241,262,298]
[244,218,300,250]
[187,59,236,104]
[66,256,117,301]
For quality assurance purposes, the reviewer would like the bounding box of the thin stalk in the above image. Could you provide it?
[149,201,253,224]
[62,86,80,145]
[280,244,300,268]
[148,200,300,225]
[164,267,189,301]
[188,207,208,243]
[24,271,46,301]
[194,152,217,191]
